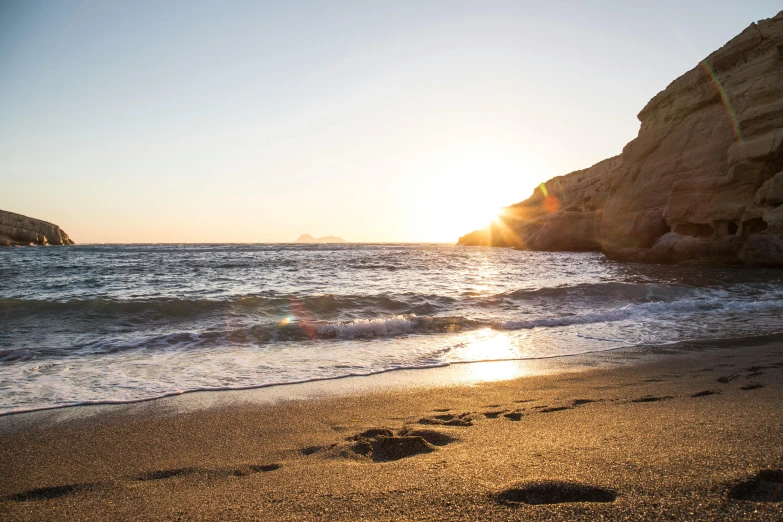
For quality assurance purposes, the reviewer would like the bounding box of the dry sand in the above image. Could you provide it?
[2,336,783,521]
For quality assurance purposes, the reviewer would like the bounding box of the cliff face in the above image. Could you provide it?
[0,210,74,246]
[602,11,783,265]
[459,10,783,267]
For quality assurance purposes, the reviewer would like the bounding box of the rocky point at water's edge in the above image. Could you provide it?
[459,10,783,267]
[0,210,74,246]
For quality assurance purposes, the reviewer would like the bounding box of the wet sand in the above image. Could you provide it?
[2,336,783,521]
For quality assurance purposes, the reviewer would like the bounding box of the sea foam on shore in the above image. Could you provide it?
[2,244,783,414]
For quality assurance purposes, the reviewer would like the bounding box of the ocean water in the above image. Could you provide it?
[1,243,783,415]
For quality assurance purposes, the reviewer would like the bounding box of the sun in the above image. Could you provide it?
[411,144,541,241]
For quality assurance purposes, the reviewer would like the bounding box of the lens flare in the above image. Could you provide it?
[700,59,744,150]
[288,297,319,340]
[543,195,560,213]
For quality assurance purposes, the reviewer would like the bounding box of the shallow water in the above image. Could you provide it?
[1,243,782,414]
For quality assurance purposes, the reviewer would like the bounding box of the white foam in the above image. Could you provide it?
[317,316,416,338]
[501,296,783,330]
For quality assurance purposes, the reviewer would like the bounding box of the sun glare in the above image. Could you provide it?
[412,143,543,241]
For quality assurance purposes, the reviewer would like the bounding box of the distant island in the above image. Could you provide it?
[295,234,347,244]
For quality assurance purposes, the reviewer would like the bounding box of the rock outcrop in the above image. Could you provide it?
[0,210,74,246]
[458,155,621,251]
[459,10,783,267]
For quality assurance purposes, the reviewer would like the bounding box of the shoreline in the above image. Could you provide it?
[3,331,783,425]
[2,335,783,520]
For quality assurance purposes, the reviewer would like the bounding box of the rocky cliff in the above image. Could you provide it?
[0,210,74,246]
[458,155,622,251]
[459,10,783,267]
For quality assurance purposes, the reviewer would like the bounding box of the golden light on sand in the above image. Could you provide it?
[462,360,521,383]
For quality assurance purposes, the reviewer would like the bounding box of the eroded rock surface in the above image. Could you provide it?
[0,210,74,246]
[459,10,783,267]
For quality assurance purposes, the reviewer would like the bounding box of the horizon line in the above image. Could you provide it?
[57,241,460,245]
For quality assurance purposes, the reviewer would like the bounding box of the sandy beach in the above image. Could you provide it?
[1,336,782,521]
[5,4,783,521]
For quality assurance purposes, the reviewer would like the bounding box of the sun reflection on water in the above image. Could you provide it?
[449,328,530,383]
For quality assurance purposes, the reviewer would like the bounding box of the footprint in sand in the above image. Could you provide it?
[631,395,674,403]
[728,469,783,502]
[348,427,455,462]
[6,463,283,503]
[489,399,598,421]
[7,484,95,502]
[538,406,573,413]
[136,468,197,481]
[572,399,598,406]
[418,413,474,427]
[717,374,740,384]
[300,445,326,456]
[397,427,455,447]
[739,383,764,391]
[497,480,617,505]
[136,463,282,481]
[691,390,720,397]
[236,464,282,475]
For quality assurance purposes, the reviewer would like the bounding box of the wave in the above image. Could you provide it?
[5,292,783,363]
[0,292,456,319]
[6,330,783,417]
[345,263,403,270]
[501,295,783,329]
[316,315,483,338]
[498,282,696,302]
[0,286,687,326]
[5,281,780,323]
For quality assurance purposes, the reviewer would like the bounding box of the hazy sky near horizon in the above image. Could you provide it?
[1,1,780,243]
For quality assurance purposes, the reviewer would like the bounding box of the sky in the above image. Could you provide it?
[1,1,780,243]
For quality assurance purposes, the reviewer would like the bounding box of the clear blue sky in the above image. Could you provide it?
[1,1,780,242]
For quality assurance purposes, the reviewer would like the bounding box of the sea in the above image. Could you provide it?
[1,243,783,415]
